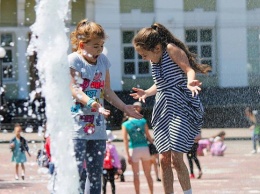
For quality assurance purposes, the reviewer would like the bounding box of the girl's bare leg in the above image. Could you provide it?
[131,162,140,194]
[159,151,173,194]
[171,151,191,191]
[21,163,25,179]
[141,159,153,194]
[15,164,19,180]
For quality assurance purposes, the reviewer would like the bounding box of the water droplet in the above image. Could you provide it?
[25,126,33,133]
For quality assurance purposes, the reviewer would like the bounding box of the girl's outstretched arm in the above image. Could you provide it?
[104,70,142,119]
[167,43,202,97]
[130,84,157,103]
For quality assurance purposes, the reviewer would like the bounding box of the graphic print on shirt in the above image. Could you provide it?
[91,71,104,89]
[73,69,106,135]
[80,115,95,135]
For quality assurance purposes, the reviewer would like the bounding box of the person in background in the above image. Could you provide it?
[130,22,211,194]
[245,107,260,154]
[118,155,126,182]
[10,123,31,180]
[186,133,203,179]
[69,19,142,194]
[122,101,154,194]
[102,130,122,194]
[197,138,212,156]
[210,131,227,156]
[43,125,55,175]
[150,153,161,182]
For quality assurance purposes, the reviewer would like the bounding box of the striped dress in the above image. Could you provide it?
[151,50,204,153]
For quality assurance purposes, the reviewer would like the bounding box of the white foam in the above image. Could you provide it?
[27,0,79,193]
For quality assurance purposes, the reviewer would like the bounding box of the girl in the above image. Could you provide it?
[122,101,154,194]
[10,123,31,180]
[130,22,211,194]
[69,19,142,194]
[245,107,260,154]
[210,131,227,156]
[186,133,203,179]
[102,130,122,194]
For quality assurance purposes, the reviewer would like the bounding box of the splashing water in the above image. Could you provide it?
[27,0,79,193]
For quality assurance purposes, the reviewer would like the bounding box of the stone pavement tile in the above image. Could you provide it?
[1,139,259,193]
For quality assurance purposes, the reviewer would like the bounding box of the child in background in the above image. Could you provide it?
[186,133,203,179]
[122,101,154,194]
[150,153,161,182]
[197,138,212,156]
[245,107,260,154]
[10,123,31,180]
[210,131,227,156]
[102,130,122,194]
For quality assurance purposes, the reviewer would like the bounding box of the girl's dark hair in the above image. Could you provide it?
[133,22,211,74]
[70,19,107,52]
[14,123,22,128]
[217,131,226,137]
[245,106,253,114]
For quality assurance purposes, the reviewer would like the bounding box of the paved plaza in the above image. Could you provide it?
[0,129,260,194]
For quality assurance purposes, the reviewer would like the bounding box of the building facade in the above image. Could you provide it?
[0,0,260,127]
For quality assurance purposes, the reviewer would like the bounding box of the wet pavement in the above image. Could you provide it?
[0,129,260,194]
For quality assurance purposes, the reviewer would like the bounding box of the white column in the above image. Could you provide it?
[217,0,248,87]
[17,0,25,26]
[95,0,122,91]
[16,29,29,98]
[155,0,184,40]
[86,0,95,21]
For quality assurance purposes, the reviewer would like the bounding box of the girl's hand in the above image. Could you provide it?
[187,80,202,97]
[127,156,133,165]
[130,87,147,103]
[123,105,143,119]
[10,143,14,149]
[117,169,123,175]
[91,102,110,116]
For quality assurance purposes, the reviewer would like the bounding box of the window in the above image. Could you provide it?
[24,0,36,26]
[185,28,215,73]
[247,28,260,74]
[122,30,150,76]
[0,33,15,80]
[0,0,17,26]
[247,0,260,10]
[120,0,154,13]
[71,0,86,25]
[184,0,216,12]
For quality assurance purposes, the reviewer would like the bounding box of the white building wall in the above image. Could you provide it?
[4,0,260,100]
[155,0,184,40]
[217,0,248,87]
[94,0,122,91]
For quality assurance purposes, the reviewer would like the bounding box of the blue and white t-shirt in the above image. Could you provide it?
[68,52,111,140]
